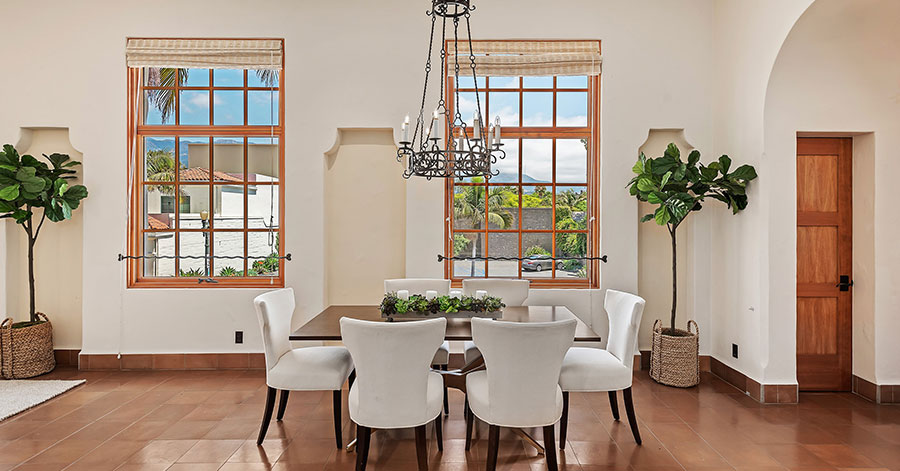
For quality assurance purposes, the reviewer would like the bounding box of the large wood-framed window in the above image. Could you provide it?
[444,41,600,288]
[127,53,285,288]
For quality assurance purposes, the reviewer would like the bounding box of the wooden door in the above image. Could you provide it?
[796,137,852,391]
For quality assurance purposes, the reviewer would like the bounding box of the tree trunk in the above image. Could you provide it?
[26,223,37,323]
[669,225,677,333]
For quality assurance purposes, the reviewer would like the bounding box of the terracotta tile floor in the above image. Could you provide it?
[1,368,898,471]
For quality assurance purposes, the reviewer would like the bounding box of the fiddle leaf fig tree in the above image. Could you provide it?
[628,143,757,334]
[0,144,89,323]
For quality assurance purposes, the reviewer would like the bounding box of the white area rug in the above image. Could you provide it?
[0,379,86,421]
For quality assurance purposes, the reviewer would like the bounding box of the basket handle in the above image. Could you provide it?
[36,312,49,323]
[0,318,11,379]
[652,319,661,333]
[688,320,699,335]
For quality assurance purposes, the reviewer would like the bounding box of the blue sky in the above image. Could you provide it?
[144,68,278,127]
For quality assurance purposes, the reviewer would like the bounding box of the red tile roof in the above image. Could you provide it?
[180,167,242,183]
[147,215,170,230]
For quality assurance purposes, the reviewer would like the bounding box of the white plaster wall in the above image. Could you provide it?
[763,0,900,385]
[0,0,718,355]
[710,0,814,383]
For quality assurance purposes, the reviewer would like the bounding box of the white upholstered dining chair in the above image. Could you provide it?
[253,288,354,447]
[558,289,645,447]
[465,317,575,471]
[384,278,452,414]
[461,279,530,366]
[340,317,447,471]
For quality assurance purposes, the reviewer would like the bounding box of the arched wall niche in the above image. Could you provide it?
[323,128,406,308]
[762,0,900,388]
[636,129,712,356]
[5,127,84,349]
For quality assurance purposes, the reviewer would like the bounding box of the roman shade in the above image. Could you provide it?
[126,38,283,69]
[447,40,601,77]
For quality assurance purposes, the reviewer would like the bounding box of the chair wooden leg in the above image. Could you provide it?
[608,390,620,421]
[435,413,443,452]
[543,425,558,471]
[464,397,474,451]
[559,391,569,450]
[415,424,428,471]
[332,390,343,449]
[348,369,356,390]
[355,425,371,471]
[622,387,642,445]
[256,387,277,445]
[442,364,449,415]
[276,390,290,421]
[486,424,500,471]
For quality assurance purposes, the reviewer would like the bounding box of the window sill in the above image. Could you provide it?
[128,277,284,289]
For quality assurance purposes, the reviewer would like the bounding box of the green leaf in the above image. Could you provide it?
[46,153,70,168]
[673,163,687,181]
[1,145,19,164]
[647,191,665,204]
[632,153,645,174]
[636,177,657,192]
[687,150,701,166]
[15,167,36,181]
[654,206,670,225]
[0,164,15,171]
[640,213,655,223]
[728,164,757,181]
[718,155,732,174]
[660,171,672,189]
[60,200,72,219]
[12,209,30,224]
[64,184,88,201]
[664,143,681,161]
[0,184,20,201]
[0,200,14,212]
[700,166,718,181]
[651,156,678,175]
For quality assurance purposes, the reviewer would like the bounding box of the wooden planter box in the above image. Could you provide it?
[382,311,502,321]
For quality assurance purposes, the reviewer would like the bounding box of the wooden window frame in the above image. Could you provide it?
[443,40,601,289]
[126,43,286,288]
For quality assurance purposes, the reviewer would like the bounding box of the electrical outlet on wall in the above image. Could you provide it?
[235,331,243,344]
[732,343,738,358]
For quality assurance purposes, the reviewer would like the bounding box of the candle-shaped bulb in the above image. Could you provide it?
[487,125,494,147]
[473,111,481,139]
[494,116,501,144]
[401,114,410,142]
[431,110,440,141]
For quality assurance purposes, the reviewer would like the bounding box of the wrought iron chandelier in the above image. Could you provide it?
[398,0,504,180]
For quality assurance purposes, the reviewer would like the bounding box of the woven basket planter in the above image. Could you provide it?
[0,313,56,379]
[649,319,700,388]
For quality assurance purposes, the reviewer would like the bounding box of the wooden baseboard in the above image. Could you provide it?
[54,349,81,367]
[636,351,711,373]
[709,357,798,404]
[853,375,899,404]
[77,352,266,371]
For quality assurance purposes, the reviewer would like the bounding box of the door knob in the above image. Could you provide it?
[836,275,853,291]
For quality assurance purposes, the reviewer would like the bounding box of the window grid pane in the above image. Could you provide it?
[133,64,284,286]
[447,73,594,284]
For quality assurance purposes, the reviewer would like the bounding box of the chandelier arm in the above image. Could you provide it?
[415,13,438,150]
[464,12,483,125]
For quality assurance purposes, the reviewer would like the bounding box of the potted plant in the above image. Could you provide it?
[0,145,88,378]
[629,143,756,387]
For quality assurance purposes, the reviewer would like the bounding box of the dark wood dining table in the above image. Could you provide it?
[289,304,601,455]
[289,305,602,342]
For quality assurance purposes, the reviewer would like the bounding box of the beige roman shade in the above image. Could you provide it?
[126,38,283,69]
[447,40,601,76]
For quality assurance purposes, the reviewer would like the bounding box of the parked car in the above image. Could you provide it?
[522,254,564,272]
